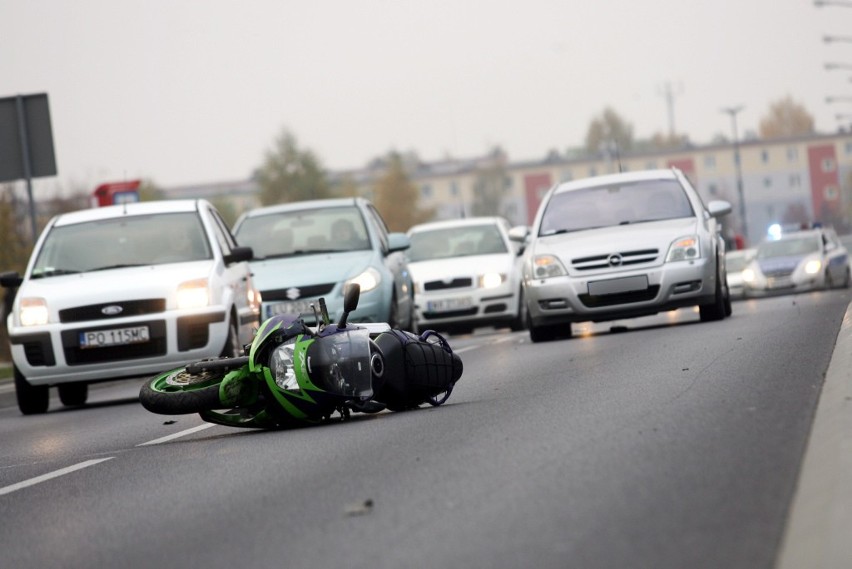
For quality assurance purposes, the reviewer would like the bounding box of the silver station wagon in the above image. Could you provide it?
[519,168,732,342]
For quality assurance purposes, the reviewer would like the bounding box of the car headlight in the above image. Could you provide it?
[479,272,506,289]
[346,267,382,293]
[804,259,822,275]
[20,297,48,326]
[177,278,210,309]
[741,268,756,283]
[270,341,300,391]
[666,236,700,262]
[531,255,567,279]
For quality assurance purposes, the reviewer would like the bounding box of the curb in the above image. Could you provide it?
[776,301,852,568]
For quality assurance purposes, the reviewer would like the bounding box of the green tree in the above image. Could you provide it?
[138,179,164,201]
[371,152,433,232]
[759,96,815,139]
[256,129,330,205]
[471,147,509,217]
[584,107,634,155]
[0,187,31,273]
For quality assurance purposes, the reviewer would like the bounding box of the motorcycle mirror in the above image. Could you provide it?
[338,283,361,328]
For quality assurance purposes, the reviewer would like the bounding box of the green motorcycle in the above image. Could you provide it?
[139,284,463,428]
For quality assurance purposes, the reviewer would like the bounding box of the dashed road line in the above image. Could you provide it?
[136,423,217,446]
[0,457,115,496]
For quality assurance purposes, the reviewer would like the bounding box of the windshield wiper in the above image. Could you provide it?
[88,263,145,272]
[30,268,81,279]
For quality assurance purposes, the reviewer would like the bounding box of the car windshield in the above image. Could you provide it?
[30,212,211,278]
[408,224,508,262]
[539,179,694,236]
[235,206,370,259]
[757,236,820,259]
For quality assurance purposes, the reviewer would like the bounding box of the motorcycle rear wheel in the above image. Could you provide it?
[139,366,225,415]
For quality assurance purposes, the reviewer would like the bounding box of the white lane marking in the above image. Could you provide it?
[454,345,480,354]
[0,457,114,496]
[137,423,217,446]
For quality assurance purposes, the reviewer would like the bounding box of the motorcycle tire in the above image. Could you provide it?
[139,366,225,415]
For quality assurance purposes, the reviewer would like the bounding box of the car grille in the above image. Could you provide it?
[261,283,336,301]
[61,321,167,365]
[763,267,795,278]
[59,299,166,323]
[578,286,660,307]
[572,249,659,271]
[424,278,473,291]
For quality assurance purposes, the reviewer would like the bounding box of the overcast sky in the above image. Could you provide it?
[2,0,850,193]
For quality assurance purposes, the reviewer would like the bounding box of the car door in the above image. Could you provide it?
[822,229,848,284]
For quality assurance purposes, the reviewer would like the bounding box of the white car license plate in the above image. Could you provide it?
[79,326,150,349]
[587,275,649,296]
[427,297,473,313]
[265,299,317,318]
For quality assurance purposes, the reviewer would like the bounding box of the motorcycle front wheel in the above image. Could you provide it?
[139,366,225,415]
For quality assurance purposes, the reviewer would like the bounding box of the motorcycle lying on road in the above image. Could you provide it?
[139,284,463,429]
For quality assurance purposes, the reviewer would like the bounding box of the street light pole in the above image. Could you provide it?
[721,106,747,240]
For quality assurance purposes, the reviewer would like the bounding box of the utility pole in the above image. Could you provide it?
[721,106,747,240]
[658,81,682,138]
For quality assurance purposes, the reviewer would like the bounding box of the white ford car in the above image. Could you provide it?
[0,199,260,414]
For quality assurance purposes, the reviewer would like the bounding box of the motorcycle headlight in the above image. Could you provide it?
[177,278,210,309]
[531,255,567,279]
[479,272,505,289]
[20,297,48,326]
[666,236,700,262]
[270,341,300,391]
[346,267,381,293]
[804,259,822,275]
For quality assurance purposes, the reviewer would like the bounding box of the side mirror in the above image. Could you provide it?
[338,283,361,328]
[0,271,23,288]
[707,200,732,218]
[387,233,410,254]
[223,246,254,265]
[508,225,530,255]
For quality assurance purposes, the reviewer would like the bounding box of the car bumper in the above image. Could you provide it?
[743,273,824,297]
[414,282,521,329]
[8,308,229,386]
[526,258,716,325]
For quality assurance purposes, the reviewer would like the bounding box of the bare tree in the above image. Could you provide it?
[759,96,815,139]
[585,107,634,155]
[371,152,433,232]
[256,129,330,205]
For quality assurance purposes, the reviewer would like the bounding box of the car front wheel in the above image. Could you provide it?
[699,269,727,322]
[58,382,89,407]
[15,366,49,415]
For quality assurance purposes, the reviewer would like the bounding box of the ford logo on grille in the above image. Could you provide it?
[607,254,623,267]
[286,287,301,300]
[101,305,123,316]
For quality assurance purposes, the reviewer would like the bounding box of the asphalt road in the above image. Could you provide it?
[0,290,849,569]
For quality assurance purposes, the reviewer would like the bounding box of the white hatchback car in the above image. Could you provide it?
[521,168,732,342]
[406,217,526,334]
[0,199,260,414]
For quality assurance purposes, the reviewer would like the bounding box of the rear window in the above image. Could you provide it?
[539,179,694,236]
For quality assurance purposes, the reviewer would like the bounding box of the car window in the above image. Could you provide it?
[539,179,694,236]
[757,236,820,259]
[365,204,390,252]
[233,206,370,259]
[208,206,238,256]
[31,212,211,278]
[408,224,508,262]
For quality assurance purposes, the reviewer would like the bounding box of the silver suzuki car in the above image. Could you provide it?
[517,168,732,342]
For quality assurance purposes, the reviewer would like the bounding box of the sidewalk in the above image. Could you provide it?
[776,301,852,568]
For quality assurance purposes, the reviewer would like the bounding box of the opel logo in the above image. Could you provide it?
[101,305,123,316]
[286,287,301,300]
[607,254,623,267]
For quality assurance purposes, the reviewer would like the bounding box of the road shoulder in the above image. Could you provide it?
[776,300,852,568]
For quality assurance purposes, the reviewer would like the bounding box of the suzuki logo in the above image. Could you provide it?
[286,287,301,300]
[607,254,623,267]
[101,305,123,316]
